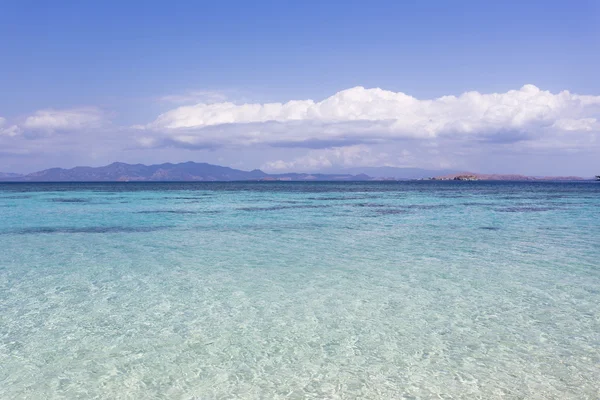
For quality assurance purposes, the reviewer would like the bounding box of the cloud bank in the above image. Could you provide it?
[1,85,598,175]
[22,107,104,133]
[0,117,20,137]
[142,85,600,148]
[262,145,392,171]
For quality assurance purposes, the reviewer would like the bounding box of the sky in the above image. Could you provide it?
[1,0,599,176]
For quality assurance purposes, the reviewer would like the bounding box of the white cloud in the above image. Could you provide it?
[22,107,104,132]
[552,118,597,131]
[136,136,157,147]
[3,86,599,176]
[0,117,21,137]
[142,85,600,148]
[262,145,391,171]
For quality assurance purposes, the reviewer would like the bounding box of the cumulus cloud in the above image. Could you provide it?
[0,108,111,163]
[0,117,21,137]
[22,107,104,133]
[2,85,599,175]
[141,85,600,149]
[552,118,597,131]
[262,145,391,171]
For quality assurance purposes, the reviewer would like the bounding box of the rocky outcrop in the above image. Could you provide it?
[453,175,479,181]
[433,172,587,181]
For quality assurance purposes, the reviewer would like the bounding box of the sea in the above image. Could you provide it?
[1,181,599,399]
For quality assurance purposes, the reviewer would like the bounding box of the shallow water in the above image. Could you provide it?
[1,181,599,399]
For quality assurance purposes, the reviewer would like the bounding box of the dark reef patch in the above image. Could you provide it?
[136,210,200,214]
[353,203,451,211]
[355,203,387,208]
[434,194,467,199]
[1,195,32,199]
[399,204,452,210]
[374,209,410,215]
[49,198,89,203]
[1,226,171,235]
[307,195,376,201]
[479,226,501,231]
[495,206,559,213]
[239,204,329,212]
[164,195,213,200]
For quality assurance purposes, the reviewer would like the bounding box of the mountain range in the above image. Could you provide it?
[0,172,23,179]
[0,162,592,182]
[0,162,371,182]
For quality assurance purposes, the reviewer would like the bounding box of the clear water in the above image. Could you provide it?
[1,182,599,399]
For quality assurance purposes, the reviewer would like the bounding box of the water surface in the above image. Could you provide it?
[1,182,599,399]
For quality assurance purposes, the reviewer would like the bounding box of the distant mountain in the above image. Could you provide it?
[337,167,459,180]
[0,162,371,182]
[0,172,23,178]
[1,162,589,182]
[20,162,270,182]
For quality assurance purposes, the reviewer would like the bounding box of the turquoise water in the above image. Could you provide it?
[1,182,599,399]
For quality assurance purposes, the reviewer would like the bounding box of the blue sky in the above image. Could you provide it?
[1,0,599,175]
